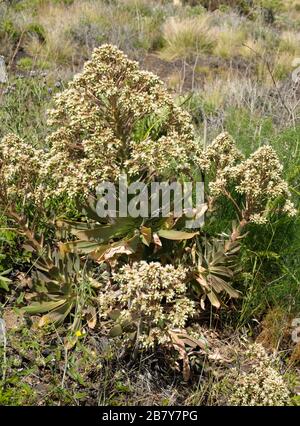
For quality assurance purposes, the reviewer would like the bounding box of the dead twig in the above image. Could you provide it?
[242,44,295,126]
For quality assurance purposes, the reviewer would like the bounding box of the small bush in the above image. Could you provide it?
[228,343,290,406]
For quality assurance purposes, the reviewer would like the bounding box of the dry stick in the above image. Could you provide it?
[180,59,187,94]
[191,55,199,92]
[242,44,295,126]
[265,60,296,126]
[203,110,207,150]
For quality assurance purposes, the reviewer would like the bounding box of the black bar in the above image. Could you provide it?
[0,406,299,425]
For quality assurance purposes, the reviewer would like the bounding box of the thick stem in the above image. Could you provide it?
[224,189,243,220]
[230,218,248,243]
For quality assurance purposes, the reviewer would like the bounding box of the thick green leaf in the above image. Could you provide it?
[140,226,152,246]
[22,299,66,314]
[109,324,123,337]
[0,270,12,291]
[63,217,140,243]
[158,229,199,240]
[209,266,233,278]
[211,275,240,298]
[38,302,73,326]
[0,279,10,291]
[207,291,221,309]
[62,240,103,254]
[109,309,121,321]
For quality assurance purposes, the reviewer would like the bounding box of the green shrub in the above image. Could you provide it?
[26,22,45,42]
[0,76,50,143]
[0,18,20,41]
[17,57,34,70]
[17,56,50,70]
[0,46,297,381]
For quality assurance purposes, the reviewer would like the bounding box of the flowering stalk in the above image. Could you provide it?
[199,132,296,226]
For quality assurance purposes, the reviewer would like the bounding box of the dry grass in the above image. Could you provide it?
[159,15,214,61]
[213,27,247,59]
[194,73,271,115]
[10,0,166,69]
[158,7,300,86]
[278,31,300,55]
[1,0,299,85]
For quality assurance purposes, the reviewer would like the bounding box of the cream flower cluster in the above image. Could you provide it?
[43,44,197,199]
[233,146,296,221]
[199,132,244,173]
[199,132,244,198]
[0,134,43,204]
[199,132,296,223]
[229,343,290,406]
[109,261,195,348]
